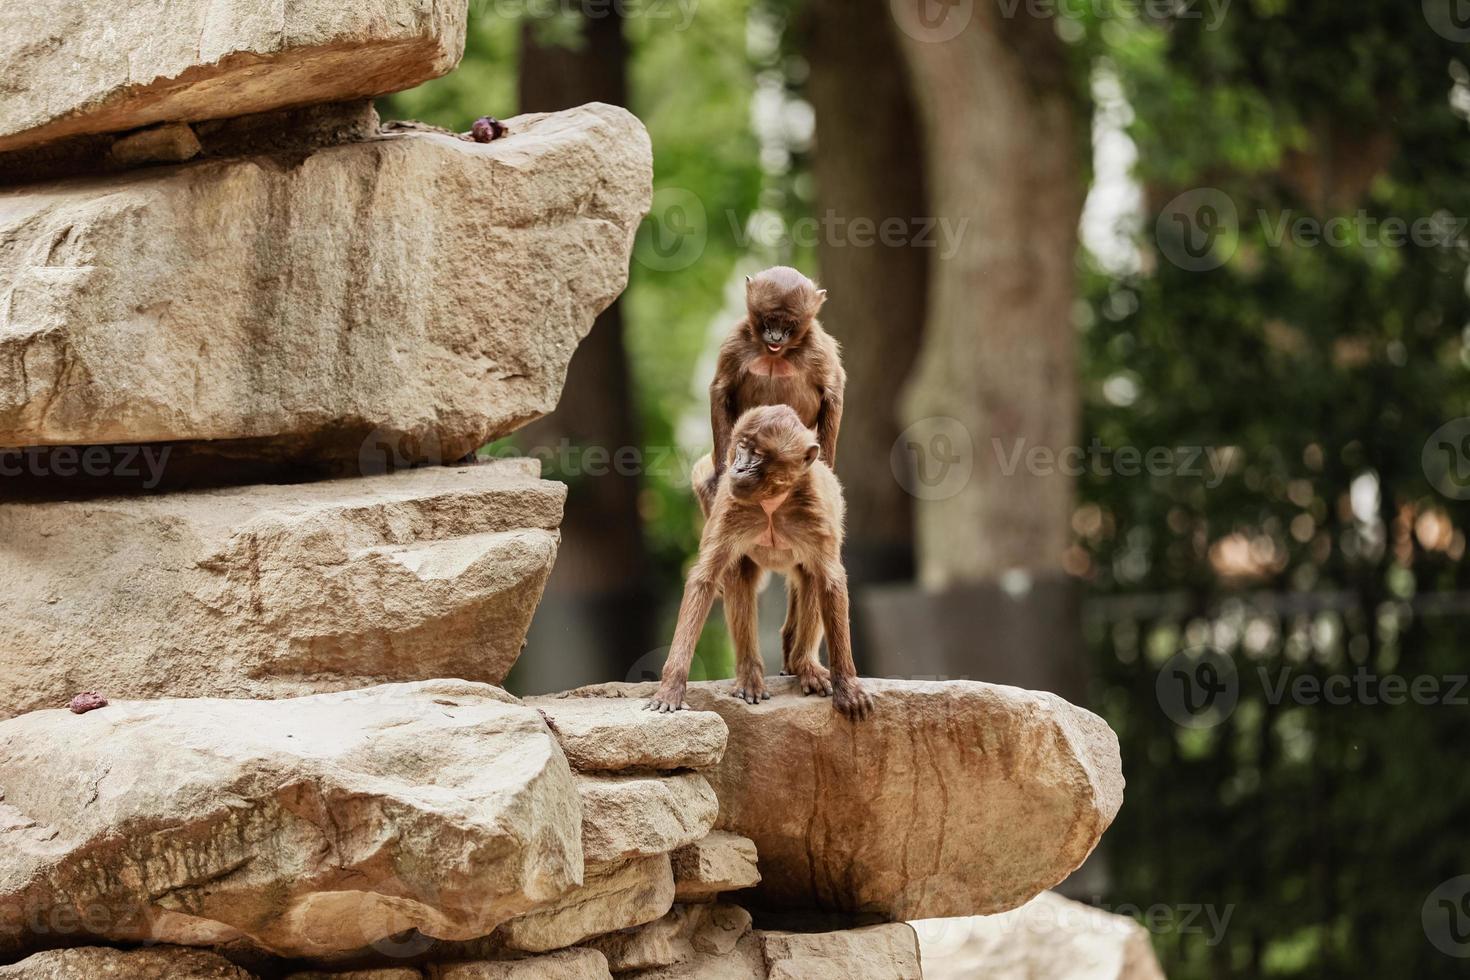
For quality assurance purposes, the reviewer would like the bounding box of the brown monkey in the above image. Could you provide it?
[700,266,845,511]
[649,405,873,720]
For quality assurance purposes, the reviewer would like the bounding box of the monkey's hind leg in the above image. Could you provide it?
[782,568,832,697]
[726,558,769,704]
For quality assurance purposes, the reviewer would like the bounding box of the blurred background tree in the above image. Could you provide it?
[386,1,1470,975]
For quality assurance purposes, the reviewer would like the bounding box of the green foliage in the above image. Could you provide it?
[1077,5,1470,977]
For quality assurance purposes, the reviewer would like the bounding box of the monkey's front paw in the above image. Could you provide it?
[794,661,833,697]
[730,674,770,705]
[832,678,874,720]
[646,682,689,713]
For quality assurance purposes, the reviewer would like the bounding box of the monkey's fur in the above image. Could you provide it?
[649,405,873,720]
[702,267,845,510]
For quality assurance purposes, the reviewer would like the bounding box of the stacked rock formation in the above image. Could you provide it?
[0,2,1140,978]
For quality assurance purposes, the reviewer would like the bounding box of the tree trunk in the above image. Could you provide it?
[799,0,929,586]
[509,11,656,692]
[891,4,1084,588]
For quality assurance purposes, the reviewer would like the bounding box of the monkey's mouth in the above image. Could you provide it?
[766,344,783,354]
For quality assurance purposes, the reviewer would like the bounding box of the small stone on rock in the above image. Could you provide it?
[68,692,108,714]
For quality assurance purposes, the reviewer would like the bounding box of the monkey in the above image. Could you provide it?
[649,404,874,720]
[700,267,845,513]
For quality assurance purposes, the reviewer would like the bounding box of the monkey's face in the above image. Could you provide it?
[745,268,827,356]
[751,311,808,355]
[727,406,821,500]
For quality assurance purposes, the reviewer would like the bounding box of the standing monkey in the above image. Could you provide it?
[650,405,873,720]
[701,267,845,510]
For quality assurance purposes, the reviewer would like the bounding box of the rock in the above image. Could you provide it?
[0,103,651,467]
[577,775,719,864]
[497,857,674,954]
[287,971,422,980]
[671,832,761,903]
[435,950,612,979]
[528,698,728,773]
[616,934,766,980]
[0,681,584,960]
[108,123,202,167]
[914,892,1167,980]
[561,679,1123,920]
[0,946,255,978]
[0,0,466,156]
[759,925,922,980]
[0,461,563,720]
[582,903,751,972]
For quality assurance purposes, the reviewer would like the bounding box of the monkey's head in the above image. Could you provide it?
[744,266,827,356]
[725,404,820,501]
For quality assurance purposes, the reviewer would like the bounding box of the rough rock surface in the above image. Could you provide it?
[435,950,613,979]
[496,857,674,955]
[582,903,751,973]
[0,945,255,978]
[529,698,728,773]
[0,0,466,155]
[759,926,921,980]
[915,892,1167,980]
[0,103,651,465]
[0,461,563,720]
[563,679,1124,920]
[577,775,719,864]
[287,970,421,980]
[0,682,583,960]
[671,832,761,903]
[619,933,766,980]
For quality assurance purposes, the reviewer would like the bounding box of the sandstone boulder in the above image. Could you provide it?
[529,698,728,773]
[563,679,1123,920]
[287,970,422,980]
[582,903,751,973]
[0,103,651,466]
[577,775,719,864]
[0,682,583,960]
[759,925,921,980]
[914,892,1167,980]
[0,946,255,979]
[496,858,673,955]
[670,833,761,903]
[0,0,466,155]
[0,461,563,720]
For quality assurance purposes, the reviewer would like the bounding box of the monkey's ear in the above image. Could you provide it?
[804,443,820,467]
[745,275,752,286]
[814,288,828,312]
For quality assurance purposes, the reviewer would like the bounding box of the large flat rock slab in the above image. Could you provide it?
[914,891,1166,980]
[0,682,584,961]
[562,679,1123,921]
[0,0,466,156]
[0,461,563,720]
[576,774,719,864]
[0,103,650,466]
[0,945,256,978]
